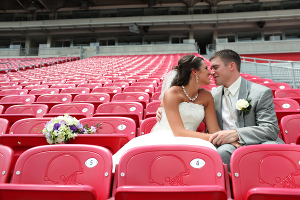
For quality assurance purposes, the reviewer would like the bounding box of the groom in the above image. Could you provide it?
[208,49,284,171]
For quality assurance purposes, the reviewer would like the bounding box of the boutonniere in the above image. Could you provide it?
[236,99,252,115]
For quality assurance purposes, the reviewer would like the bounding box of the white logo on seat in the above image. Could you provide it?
[51,91,55,94]
[25,98,30,102]
[85,158,98,168]
[82,91,86,94]
[62,98,67,101]
[82,108,88,113]
[113,90,117,93]
[37,109,42,113]
[130,107,136,111]
[279,86,285,89]
[145,89,150,92]
[118,124,126,130]
[282,104,291,109]
[190,158,205,169]
[138,96,144,100]
[100,97,105,101]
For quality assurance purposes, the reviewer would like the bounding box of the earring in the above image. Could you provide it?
[196,75,198,83]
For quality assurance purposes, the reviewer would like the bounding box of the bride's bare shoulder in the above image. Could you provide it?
[163,86,184,102]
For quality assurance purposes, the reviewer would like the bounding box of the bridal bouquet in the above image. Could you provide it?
[43,114,101,144]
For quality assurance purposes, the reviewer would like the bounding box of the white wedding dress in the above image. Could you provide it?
[112,102,216,171]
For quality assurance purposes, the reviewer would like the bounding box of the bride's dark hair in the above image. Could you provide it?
[171,55,204,87]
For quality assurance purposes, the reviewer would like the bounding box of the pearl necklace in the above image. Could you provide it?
[182,85,199,101]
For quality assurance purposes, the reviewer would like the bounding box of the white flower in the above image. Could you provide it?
[46,138,53,144]
[236,99,249,110]
[46,122,54,132]
[56,134,65,143]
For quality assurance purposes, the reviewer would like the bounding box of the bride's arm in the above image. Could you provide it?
[163,87,211,141]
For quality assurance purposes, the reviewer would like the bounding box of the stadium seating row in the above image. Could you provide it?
[0,143,298,200]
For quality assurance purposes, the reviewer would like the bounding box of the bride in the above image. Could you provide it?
[113,55,238,170]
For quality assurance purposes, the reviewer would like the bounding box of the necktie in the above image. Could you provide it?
[224,88,234,114]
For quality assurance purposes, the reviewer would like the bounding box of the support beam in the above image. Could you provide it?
[38,0,51,12]
[17,0,28,12]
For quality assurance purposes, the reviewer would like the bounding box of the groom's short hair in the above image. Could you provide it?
[210,49,241,72]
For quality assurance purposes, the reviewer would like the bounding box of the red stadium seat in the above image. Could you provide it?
[231,144,300,200]
[0,118,9,134]
[34,94,72,110]
[5,144,112,200]
[114,145,227,200]
[0,145,13,183]
[280,114,300,144]
[0,86,23,90]
[92,86,122,99]
[50,84,76,90]
[94,102,143,126]
[145,101,161,119]
[112,92,150,108]
[70,117,136,153]
[29,88,60,96]
[24,85,49,90]
[60,87,90,100]
[131,82,158,87]
[73,93,110,108]
[275,89,300,98]
[0,104,48,127]
[44,103,94,119]
[77,83,102,91]
[0,89,28,97]
[261,83,292,97]
[200,85,218,91]
[151,92,161,101]
[123,86,154,97]
[273,98,300,110]
[138,117,157,136]
[249,78,273,84]
[104,82,130,89]
[137,78,160,83]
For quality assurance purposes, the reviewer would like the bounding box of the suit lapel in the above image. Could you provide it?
[237,77,249,128]
[214,86,224,130]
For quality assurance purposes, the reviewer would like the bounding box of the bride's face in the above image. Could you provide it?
[196,62,211,85]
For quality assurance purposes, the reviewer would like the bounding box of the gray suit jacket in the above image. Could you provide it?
[211,77,284,145]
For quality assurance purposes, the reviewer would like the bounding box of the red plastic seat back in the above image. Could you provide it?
[280,114,300,144]
[79,117,136,140]
[73,93,110,103]
[0,95,35,104]
[10,144,112,200]
[49,103,94,117]
[137,78,160,83]
[5,104,48,117]
[104,83,129,89]
[0,145,14,183]
[50,84,76,89]
[145,101,161,115]
[92,87,122,94]
[139,117,157,136]
[0,86,22,90]
[24,85,49,90]
[29,88,59,95]
[275,89,300,98]
[0,118,9,134]
[273,98,300,110]
[77,83,102,90]
[151,92,161,101]
[123,86,154,95]
[117,145,225,187]
[261,83,292,90]
[0,89,28,96]
[60,87,90,94]
[9,118,51,134]
[112,92,150,104]
[231,144,300,200]
[131,82,158,87]
[36,94,72,103]
[96,102,143,122]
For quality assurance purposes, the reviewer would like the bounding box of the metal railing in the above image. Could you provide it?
[241,57,300,88]
[18,59,36,71]
[0,62,12,72]
[0,47,81,57]
[40,57,54,67]
[206,44,216,59]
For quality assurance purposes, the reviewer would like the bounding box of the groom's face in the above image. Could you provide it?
[210,57,231,87]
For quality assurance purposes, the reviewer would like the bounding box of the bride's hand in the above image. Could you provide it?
[231,141,242,148]
[156,107,162,122]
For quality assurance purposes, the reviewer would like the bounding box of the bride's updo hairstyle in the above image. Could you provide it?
[171,55,204,87]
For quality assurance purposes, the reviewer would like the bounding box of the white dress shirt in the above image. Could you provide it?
[222,76,241,130]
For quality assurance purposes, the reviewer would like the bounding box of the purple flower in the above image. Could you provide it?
[53,123,61,130]
[59,120,66,125]
[76,123,84,130]
[45,132,51,139]
[69,125,78,132]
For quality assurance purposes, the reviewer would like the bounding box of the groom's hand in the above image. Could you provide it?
[209,130,239,146]
[156,107,162,122]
